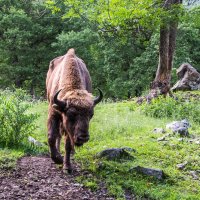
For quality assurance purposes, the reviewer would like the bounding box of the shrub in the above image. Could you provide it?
[140,94,200,124]
[0,89,38,148]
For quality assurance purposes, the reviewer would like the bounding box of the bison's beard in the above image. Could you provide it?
[75,142,84,147]
[74,134,89,147]
[75,138,89,147]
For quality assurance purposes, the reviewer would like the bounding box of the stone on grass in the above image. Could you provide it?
[130,166,165,180]
[189,171,199,180]
[153,128,166,134]
[97,148,135,161]
[166,119,190,137]
[122,147,136,152]
[178,138,184,142]
[177,127,189,137]
[176,161,188,170]
[195,141,200,144]
[188,138,200,144]
[28,136,43,147]
[157,136,166,142]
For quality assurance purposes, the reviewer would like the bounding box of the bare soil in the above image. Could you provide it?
[0,156,116,200]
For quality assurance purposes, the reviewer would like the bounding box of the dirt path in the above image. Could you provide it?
[0,156,115,200]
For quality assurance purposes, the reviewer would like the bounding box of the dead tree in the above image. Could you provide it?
[148,0,182,100]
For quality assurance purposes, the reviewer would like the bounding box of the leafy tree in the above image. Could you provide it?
[46,0,184,98]
[0,0,199,99]
[0,0,63,96]
[176,6,200,67]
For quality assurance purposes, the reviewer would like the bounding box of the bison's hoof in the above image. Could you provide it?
[63,165,72,174]
[51,154,63,164]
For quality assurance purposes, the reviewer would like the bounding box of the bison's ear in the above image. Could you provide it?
[52,104,63,112]
[52,103,69,112]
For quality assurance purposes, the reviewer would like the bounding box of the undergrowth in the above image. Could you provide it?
[0,89,38,148]
[0,88,48,160]
[136,91,200,124]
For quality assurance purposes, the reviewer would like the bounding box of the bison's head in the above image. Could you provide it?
[53,89,103,147]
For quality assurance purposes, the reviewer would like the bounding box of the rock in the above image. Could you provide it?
[189,134,196,139]
[157,136,166,142]
[96,148,134,161]
[189,171,199,180]
[176,161,188,170]
[122,147,136,152]
[136,97,145,105]
[166,119,190,137]
[165,133,173,137]
[195,141,200,144]
[153,128,166,134]
[188,139,200,144]
[130,166,165,180]
[73,183,83,187]
[157,133,173,142]
[28,136,43,147]
[171,63,200,91]
[176,127,189,137]
[178,138,184,142]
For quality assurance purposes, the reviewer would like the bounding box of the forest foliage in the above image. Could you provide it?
[0,0,200,99]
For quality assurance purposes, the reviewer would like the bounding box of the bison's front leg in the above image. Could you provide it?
[56,122,64,153]
[63,136,72,173]
[48,112,63,164]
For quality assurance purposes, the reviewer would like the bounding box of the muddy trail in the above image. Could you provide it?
[0,156,117,200]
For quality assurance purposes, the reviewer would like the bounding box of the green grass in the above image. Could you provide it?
[0,148,24,170]
[76,102,200,199]
[28,101,49,145]
[1,98,200,199]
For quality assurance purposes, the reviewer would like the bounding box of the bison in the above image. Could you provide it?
[46,48,103,172]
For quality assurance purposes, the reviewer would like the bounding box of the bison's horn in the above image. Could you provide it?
[53,89,66,110]
[94,88,103,105]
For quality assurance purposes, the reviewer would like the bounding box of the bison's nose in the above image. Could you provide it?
[75,134,89,146]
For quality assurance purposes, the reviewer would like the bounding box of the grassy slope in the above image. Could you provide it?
[78,102,200,200]
[1,100,200,199]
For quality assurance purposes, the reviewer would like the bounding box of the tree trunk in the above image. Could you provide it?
[168,20,178,72]
[148,0,181,100]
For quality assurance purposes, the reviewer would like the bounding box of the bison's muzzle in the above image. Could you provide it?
[74,134,90,146]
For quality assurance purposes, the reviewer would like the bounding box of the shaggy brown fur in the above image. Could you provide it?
[62,90,93,109]
[46,48,99,173]
[46,49,92,103]
[59,49,83,92]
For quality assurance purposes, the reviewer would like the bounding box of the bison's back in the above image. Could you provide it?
[46,49,92,103]
[75,56,92,92]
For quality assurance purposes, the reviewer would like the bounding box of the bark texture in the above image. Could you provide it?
[148,0,181,100]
